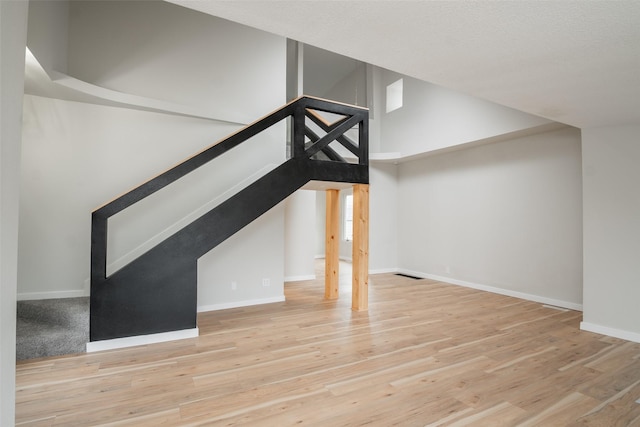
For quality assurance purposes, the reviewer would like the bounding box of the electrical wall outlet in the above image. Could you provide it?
[231,281,237,291]
[262,278,270,287]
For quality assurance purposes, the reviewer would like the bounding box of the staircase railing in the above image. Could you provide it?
[90,96,368,341]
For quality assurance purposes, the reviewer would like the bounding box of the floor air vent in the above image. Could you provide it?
[395,273,422,280]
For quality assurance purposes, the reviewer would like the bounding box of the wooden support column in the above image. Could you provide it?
[352,184,369,311]
[325,189,340,299]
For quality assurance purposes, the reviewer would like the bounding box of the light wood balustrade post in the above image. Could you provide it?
[325,189,340,299]
[352,184,369,311]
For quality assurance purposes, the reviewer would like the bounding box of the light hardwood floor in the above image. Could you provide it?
[16,268,640,426]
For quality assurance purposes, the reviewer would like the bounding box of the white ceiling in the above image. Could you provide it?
[169,0,640,128]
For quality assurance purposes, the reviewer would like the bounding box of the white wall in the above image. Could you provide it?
[339,188,353,261]
[20,0,288,307]
[369,163,398,273]
[397,126,583,309]
[1,1,28,424]
[20,95,286,308]
[284,190,316,281]
[198,204,286,310]
[27,0,69,75]
[368,65,383,153]
[581,125,640,341]
[321,62,367,109]
[315,190,326,257]
[66,0,284,124]
[379,70,553,156]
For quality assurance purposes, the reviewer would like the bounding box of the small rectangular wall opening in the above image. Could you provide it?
[386,78,403,113]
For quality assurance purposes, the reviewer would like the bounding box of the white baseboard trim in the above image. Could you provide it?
[580,322,640,344]
[198,295,285,313]
[86,327,199,353]
[17,289,88,301]
[369,268,398,275]
[284,275,316,282]
[398,268,583,312]
[315,256,357,263]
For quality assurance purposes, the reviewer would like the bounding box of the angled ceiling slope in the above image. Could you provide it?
[168,0,640,128]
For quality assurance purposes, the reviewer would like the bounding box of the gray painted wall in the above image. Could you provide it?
[21,0,639,349]
[582,125,640,340]
[379,70,553,156]
[27,0,69,75]
[66,1,285,123]
[284,190,317,281]
[397,126,583,308]
[20,96,287,308]
[1,2,29,424]
[20,1,288,309]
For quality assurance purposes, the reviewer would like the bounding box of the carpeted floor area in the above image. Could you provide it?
[16,297,89,360]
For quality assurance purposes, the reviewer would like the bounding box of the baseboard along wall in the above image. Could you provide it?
[86,328,199,352]
[197,295,285,313]
[17,289,89,301]
[397,268,583,312]
[580,321,640,344]
[284,275,316,282]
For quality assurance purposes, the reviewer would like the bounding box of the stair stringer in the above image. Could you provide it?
[90,157,313,342]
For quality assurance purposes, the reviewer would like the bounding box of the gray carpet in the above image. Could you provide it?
[16,297,89,360]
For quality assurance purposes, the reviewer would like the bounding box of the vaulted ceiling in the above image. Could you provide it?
[169,0,640,128]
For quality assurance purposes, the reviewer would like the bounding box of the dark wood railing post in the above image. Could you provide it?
[292,99,306,159]
[90,212,107,284]
[359,110,369,166]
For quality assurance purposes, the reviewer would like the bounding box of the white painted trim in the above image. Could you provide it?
[398,268,583,312]
[314,255,354,262]
[369,268,398,274]
[284,275,316,282]
[17,290,88,301]
[368,123,565,164]
[86,328,199,353]
[580,322,640,344]
[198,296,285,313]
[542,304,569,312]
[369,152,402,162]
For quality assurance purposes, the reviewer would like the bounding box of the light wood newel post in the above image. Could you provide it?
[325,189,340,299]
[352,184,369,311]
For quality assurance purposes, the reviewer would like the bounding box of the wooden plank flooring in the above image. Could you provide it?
[16,269,640,426]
